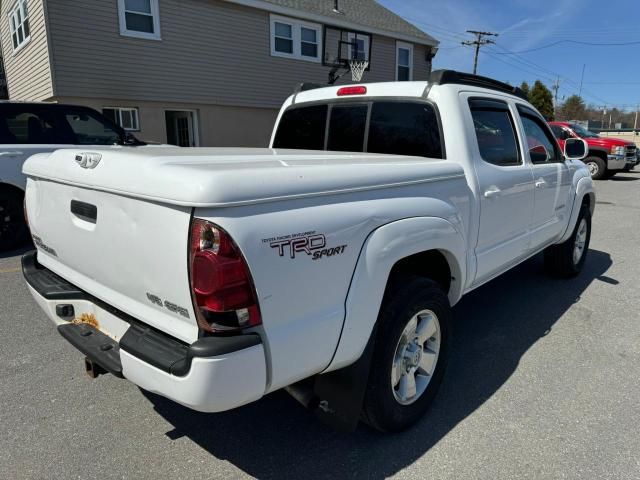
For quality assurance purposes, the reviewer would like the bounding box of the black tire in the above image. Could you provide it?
[362,277,451,432]
[622,164,631,172]
[584,156,606,180]
[0,188,29,252]
[544,204,591,278]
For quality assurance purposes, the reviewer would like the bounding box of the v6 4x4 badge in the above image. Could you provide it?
[263,232,347,261]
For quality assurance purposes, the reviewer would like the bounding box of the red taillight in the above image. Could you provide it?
[189,219,261,333]
[337,86,367,96]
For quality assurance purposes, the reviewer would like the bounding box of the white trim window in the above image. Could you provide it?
[8,0,30,52]
[270,14,321,63]
[117,0,161,40]
[347,32,370,62]
[396,41,414,81]
[103,107,140,131]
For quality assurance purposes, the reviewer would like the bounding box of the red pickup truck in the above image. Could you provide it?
[549,121,637,180]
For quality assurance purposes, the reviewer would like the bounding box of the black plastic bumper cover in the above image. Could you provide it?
[58,322,124,377]
[23,250,262,377]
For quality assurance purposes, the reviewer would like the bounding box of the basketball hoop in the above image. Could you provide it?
[349,60,369,82]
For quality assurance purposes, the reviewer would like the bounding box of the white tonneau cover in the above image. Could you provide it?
[23,147,464,208]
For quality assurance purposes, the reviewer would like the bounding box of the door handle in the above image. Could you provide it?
[0,151,23,157]
[483,187,501,198]
[535,179,547,188]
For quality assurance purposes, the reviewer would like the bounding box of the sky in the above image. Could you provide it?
[378,0,640,112]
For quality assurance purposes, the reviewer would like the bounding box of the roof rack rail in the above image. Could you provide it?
[429,70,528,100]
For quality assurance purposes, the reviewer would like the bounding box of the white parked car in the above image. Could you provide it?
[0,102,144,251]
[22,71,594,432]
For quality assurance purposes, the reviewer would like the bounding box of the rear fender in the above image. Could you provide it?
[559,175,595,243]
[325,216,466,373]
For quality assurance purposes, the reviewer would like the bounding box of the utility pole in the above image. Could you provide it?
[552,76,561,116]
[462,30,498,75]
[578,64,585,97]
[552,77,561,105]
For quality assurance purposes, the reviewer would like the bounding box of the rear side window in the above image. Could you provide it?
[273,100,445,158]
[272,104,327,150]
[469,99,520,166]
[327,104,367,152]
[368,102,442,158]
[4,111,60,144]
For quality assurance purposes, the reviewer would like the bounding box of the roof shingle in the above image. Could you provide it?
[230,0,438,45]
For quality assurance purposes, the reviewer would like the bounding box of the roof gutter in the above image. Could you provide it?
[223,0,439,47]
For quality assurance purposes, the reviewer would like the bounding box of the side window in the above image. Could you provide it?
[469,99,520,166]
[367,101,443,158]
[65,111,122,145]
[327,104,367,152]
[4,111,59,144]
[272,105,327,150]
[520,115,561,164]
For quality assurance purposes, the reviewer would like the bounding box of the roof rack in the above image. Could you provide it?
[429,70,528,100]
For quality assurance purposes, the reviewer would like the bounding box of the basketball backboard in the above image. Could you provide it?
[323,25,373,70]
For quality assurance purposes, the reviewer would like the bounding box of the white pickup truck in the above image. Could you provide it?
[22,71,595,432]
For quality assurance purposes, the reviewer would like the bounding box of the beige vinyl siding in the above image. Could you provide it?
[57,96,279,147]
[0,0,54,100]
[46,0,432,109]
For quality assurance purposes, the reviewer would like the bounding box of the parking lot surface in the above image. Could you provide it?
[1,172,639,480]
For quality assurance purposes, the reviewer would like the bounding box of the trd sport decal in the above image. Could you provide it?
[262,231,347,261]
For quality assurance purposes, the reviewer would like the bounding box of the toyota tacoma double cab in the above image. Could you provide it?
[22,71,595,432]
[549,121,637,179]
[0,102,144,252]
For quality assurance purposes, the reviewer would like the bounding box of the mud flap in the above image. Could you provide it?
[313,325,377,432]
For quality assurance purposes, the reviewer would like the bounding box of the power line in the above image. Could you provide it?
[490,39,640,54]
[461,30,498,74]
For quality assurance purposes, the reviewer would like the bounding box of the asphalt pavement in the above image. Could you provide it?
[1,172,639,479]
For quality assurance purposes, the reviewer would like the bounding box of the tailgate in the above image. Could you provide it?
[25,177,198,343]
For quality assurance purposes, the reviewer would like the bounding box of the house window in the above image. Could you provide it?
[103,107,140,131]
[396,42,413,81]
[270,15,321,62]
[118,0,161,40]
[347,33,370,62]
[8,0,30,52]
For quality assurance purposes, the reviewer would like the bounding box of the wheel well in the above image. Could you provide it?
[587,150,607,162]
[581,192,595,215]
[387,250,452,295]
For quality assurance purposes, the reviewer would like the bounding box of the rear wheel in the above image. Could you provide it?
[362,277,451,432]
[544,204,591,278]
[0,188,28,252]
[584,156,606,180]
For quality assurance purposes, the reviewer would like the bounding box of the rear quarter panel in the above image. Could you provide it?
[197,178,471,392]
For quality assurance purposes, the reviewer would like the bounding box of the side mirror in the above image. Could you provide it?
[529,144,550,163]
[122,132,141,146]
[564,138,588,160]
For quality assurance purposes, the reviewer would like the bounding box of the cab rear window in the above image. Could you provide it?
[273,101,444,159]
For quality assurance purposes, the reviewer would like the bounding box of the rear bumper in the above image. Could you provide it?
[23,251,267,412]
